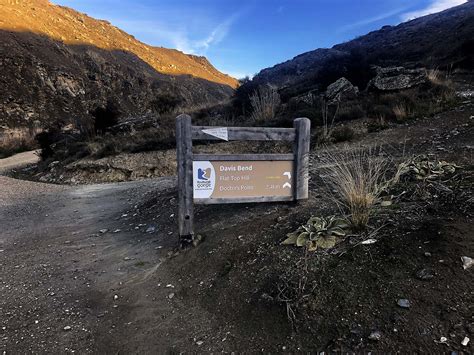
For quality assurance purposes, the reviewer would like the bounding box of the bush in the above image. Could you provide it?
[35,127,62,160]
[367,116,389,133]
[331,125,355,143]
[319,147,392,230]
[336,104,365,122]
[151,94,182,114]
[91,101,121,135]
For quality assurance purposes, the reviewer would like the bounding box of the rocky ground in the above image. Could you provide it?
[1,98,473,353]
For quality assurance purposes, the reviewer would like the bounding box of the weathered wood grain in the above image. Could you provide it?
[193,153,294,161]
[293,117,310,200]
[176,114,194,241]
[192,126,295,141]
[194,196,294,205]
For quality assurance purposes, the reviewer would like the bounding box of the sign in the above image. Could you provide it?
[193,160,293,200]
[201,127,228,141]
[176,114,310,241]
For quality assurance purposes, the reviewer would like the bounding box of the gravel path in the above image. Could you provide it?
[0,150,40,173]
[0,174,180,353]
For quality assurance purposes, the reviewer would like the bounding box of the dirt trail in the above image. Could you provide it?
[0,175,188,353]
[1,100,473,353]
[0,150,40,173]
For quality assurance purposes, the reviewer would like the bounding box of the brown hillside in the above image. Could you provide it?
[0,0,238,88]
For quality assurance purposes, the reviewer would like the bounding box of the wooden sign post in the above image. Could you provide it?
[176,114,310,245]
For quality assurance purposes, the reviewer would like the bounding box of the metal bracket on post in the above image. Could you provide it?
[176,114,194,246]
[293,117,310,200]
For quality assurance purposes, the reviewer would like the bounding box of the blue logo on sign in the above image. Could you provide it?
[197,168,210,181]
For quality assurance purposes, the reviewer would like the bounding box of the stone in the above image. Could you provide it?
[461,256,473,270]
[368,330,382,341]
[63,325,71,331]
[416,268,434,280]
[146,226,156,234]
[325,77,359,104]
[368,66,427,91]
[397,298,410,308]
[461,337,470,346]
[168,293,175,299]
[99,229,108,234]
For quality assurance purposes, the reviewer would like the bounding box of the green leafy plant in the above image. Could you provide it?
[393,156,460,182]
[282,216,349,251]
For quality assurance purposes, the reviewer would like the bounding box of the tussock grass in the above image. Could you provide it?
[250,85,280,122]
[393,103,410,121]
[320,147,392,230]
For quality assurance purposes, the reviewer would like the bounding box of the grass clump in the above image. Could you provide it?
[320,147,392,230]
[249,85,281,122]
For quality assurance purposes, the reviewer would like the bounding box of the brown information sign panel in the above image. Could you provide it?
[193,160,294,202]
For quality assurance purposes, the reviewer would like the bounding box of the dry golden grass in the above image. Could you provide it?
[249,85,281,122]
[426,68,441,84]
[393,104,411,121]
[0,127,40,158]
[320,147,392,230]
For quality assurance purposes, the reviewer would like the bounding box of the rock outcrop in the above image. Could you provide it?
[325,77,359,103]
[368,67,427,91]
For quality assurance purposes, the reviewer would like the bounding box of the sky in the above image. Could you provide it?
[54,0,467,79]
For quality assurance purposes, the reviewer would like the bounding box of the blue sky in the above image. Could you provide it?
[54,0,466,79]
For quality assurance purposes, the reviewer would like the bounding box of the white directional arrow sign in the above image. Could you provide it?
[202,127,228,141]
[283,171,291,179]
[283,182,292,189]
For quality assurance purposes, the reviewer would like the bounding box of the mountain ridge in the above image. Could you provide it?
[0,0,237,88]
[251,1,474,92]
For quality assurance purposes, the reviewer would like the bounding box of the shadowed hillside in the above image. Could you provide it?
[0,0,237,129]
[0,0,237,88]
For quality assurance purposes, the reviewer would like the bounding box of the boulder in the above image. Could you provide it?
[368,66,427,91]
[325,77,359,104]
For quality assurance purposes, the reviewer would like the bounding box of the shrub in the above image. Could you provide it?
[319,147,392,230]
[91,101,121,134]
[331,125,355,143]
[367,116,389,133]
[151,94,182,114]
[35,127,62,160]
[249,85,281,122]
[335,104,365,122]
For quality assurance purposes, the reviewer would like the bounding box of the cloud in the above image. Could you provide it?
[110,12,241,55]
[337,6,409,32]
[191,12,241,53]
[400,0,467,21]
[223,71,254,80]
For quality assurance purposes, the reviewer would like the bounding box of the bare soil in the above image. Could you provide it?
[1,100,473,353]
